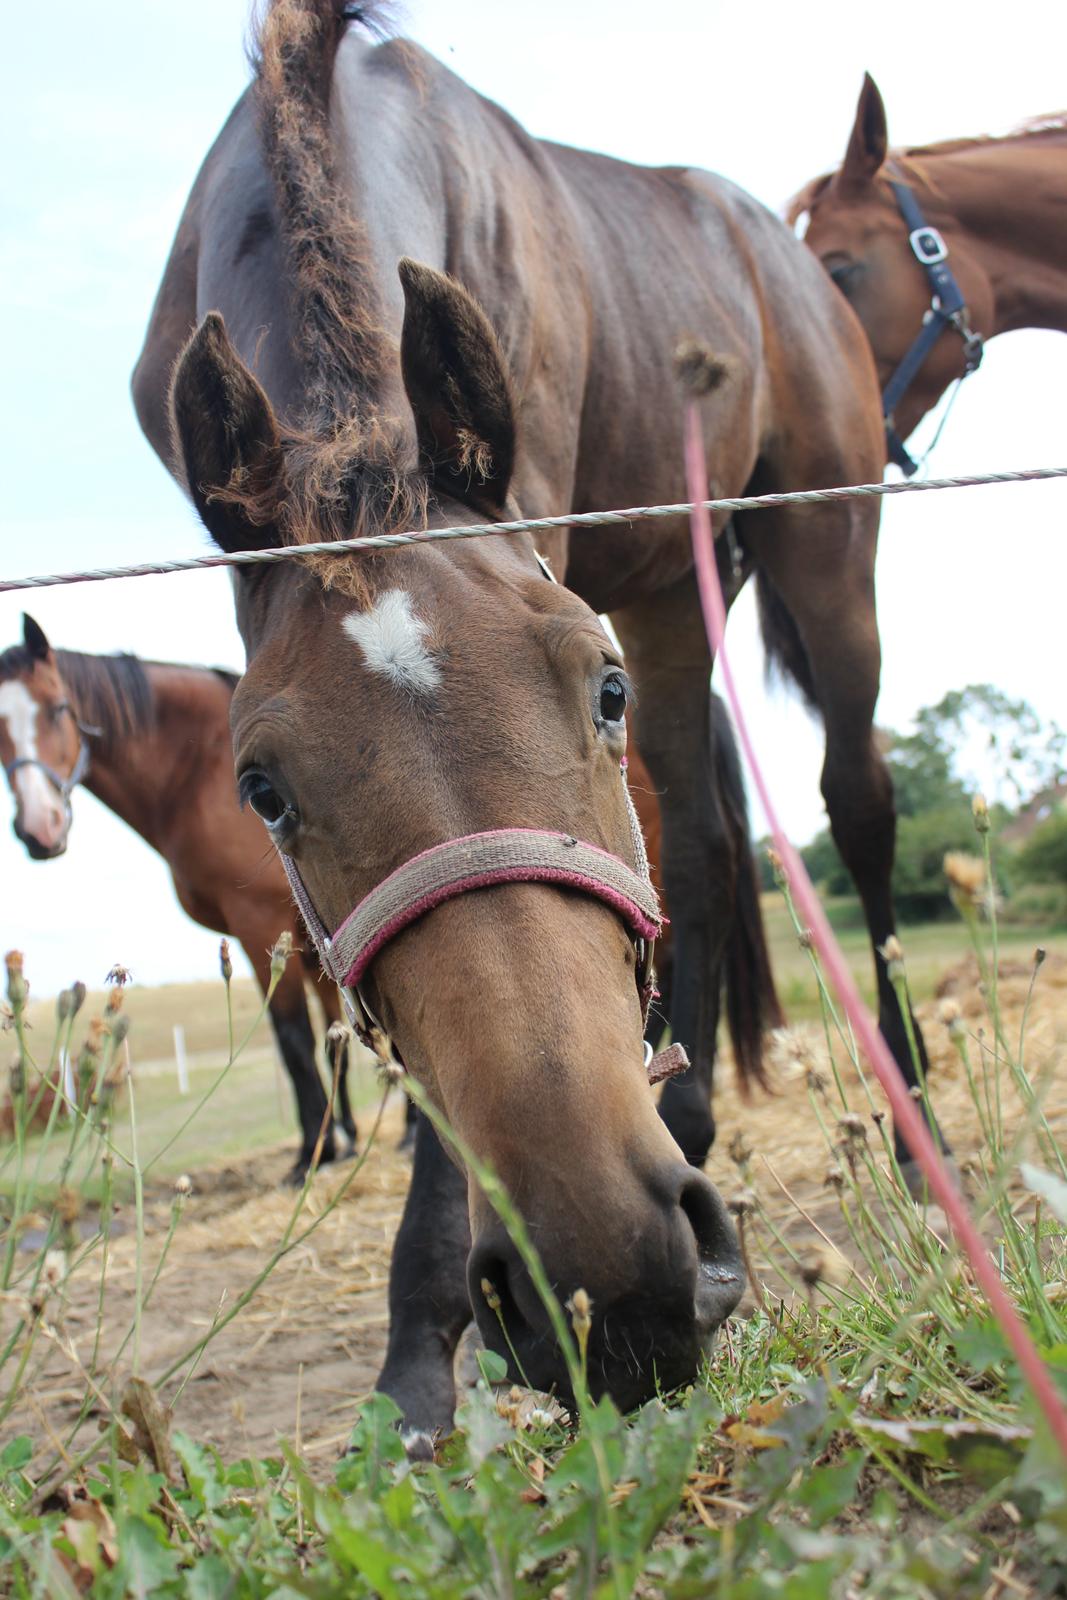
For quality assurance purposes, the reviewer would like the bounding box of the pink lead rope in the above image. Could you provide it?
[682,400,1067,1466]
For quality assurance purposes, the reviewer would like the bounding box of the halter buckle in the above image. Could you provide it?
[908,226,948,266]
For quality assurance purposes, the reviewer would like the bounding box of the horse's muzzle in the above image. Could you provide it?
[15,823,68,861]
[467,1164,744,1412]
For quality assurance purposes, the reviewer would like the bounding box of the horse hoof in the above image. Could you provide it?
[284,1144,339,1187]
[401,1428,437,1462]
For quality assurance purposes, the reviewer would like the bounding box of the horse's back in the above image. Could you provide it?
[133,26,880,502]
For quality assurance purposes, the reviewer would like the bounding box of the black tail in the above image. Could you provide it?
[755,568,819,709]
[710,692,783,1094]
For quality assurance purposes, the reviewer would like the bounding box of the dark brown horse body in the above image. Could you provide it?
[792,77,1067,451]
[0,617,352,1182]
[134,7,871,1169]
[133,1,936,1436]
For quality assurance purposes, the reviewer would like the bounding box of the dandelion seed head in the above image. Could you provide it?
[943,851,985,900]
[42,1249,65,1289]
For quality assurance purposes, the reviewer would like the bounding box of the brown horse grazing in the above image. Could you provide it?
[134,3,782,1183]
[132,0,936,1436]
[0,614,354,1183]
[790,76,1067,468]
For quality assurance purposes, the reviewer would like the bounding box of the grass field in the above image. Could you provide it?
[2,888,1066,1596]
[6,975,383,1199]
[6,901,1064,1204]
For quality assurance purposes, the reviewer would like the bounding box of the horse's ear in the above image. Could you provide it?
[397,258,516,517]
[23,614,51,661]
[169,312,286,553]
[841,73,888,184]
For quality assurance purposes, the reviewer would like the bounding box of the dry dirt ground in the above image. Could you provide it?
[8,949,1065,1468]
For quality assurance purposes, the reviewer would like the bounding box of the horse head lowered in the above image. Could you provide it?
[169,258,743,1420]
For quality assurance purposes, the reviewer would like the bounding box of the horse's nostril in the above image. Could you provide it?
[676,1172,745,1331]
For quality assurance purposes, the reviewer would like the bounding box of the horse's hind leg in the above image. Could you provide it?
[254,949,337,1184]
[744,493,949,1188]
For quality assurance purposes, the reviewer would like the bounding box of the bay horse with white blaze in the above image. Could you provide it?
[133,0,939,1437]
[0,615,354,1182]
[790,76,1067,469]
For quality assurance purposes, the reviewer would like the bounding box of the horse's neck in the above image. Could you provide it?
[925,134,1067,335]
[83,666,230,854]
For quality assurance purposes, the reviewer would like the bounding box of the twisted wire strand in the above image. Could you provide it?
[2,463,1065,593]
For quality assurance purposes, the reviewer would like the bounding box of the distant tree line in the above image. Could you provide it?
[758,685,1067,924]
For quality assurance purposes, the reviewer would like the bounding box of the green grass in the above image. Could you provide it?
[2,843,1067,1597]
[2,976,382,1202]
[763,893,1067,1021]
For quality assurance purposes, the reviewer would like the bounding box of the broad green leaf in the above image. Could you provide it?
[112,1513,182,1597]
[0,1437,32,1472]
[950,1318,1010,1372]
[856,1415,1029,1487]
[474,1348,507,1386]
[173,1432,225,1512]
[183,1555,236,1600]
[792,1453,864,1529]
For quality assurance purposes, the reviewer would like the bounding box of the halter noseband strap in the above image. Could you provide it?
[280,795,683,1085]
[3,707,99,814]
[880,177,984,476]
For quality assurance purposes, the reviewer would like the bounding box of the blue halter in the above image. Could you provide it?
[881,177,984,476]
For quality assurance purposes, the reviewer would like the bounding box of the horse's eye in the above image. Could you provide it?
[240,771,293,828]
[827,258,862,293]
[598,675,628,726]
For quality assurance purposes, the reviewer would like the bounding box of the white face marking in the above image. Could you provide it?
[342,590,441,695]
[0,680,66,844]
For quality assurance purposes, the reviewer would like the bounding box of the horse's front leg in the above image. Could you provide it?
[614,577,736,1168]
[375,1113,472,1450]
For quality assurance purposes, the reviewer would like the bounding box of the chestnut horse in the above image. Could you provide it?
[132,0,935,1436]
[0,614,354,1182]
[790,76,1067,467]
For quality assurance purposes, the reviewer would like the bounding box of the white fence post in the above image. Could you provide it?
[61,1048,74,1116]
[173,1025,189,1095]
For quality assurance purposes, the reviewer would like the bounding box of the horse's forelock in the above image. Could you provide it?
[784,174,831,226]
[0,645,36,684]
[243,0,428,560]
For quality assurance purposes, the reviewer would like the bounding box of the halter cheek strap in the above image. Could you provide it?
[3,708,100,813]
[881,176,984,476]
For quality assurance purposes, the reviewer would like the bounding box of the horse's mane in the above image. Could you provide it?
[53,652,156,755]
[786,113,1067,225]
[0,645,244,759]
[230,0,428,564]
[901,112,1067,160]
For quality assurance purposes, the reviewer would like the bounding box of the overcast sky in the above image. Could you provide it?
[2,0,1063,996]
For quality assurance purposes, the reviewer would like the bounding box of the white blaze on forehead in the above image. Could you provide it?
[0,680,60,829]
[342,589,441,695]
